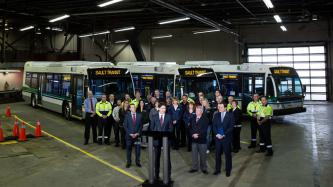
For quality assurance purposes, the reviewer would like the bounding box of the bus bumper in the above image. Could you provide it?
[273,107,307,116]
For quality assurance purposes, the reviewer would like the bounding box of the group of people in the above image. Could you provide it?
[83,89,274,180]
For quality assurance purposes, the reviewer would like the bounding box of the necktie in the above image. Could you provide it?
[221,112,225,124]
[90,98,94,112]
[160,115,164,127]
[132,113,136,127]
[196,118,199,123]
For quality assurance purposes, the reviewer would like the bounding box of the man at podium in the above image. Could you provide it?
[149,103,173,181]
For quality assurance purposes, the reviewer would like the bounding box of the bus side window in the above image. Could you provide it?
[243,75,253,95]
[266,77,274,97]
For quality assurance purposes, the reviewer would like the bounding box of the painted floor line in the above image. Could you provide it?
[13,115,145,183]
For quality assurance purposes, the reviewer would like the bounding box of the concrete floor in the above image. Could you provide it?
[0,102,332,187]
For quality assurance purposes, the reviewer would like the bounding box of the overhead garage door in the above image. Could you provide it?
[247,45,327,101]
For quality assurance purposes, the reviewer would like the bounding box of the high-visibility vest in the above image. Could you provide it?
[257,104,273,119]
[246,101,261,117]
[131,98,141,108]
[96,101,112,117]
[227,103,240,112]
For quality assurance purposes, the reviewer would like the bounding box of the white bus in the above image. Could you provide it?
[22,61,115,120]
[177,61,306,115]
[117,62,178,99]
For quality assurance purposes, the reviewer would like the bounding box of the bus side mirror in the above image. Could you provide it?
[302,85,306,93]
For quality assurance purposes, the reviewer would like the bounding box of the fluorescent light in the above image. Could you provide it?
[45,27,63,32]
[262,0,274,9]
[152,34,173,39]
[98,0,123,7]
[193,29,220,35]
[49,14,70,23]
[20,26,34,31]
[158,17,190,25]
[79,30,110,38]
[274,15,282,23]
[280,25,287,32]
[114,26,135,32]
[114,40,129,44]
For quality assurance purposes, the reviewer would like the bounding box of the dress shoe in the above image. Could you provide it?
[226,172,231,177]
[136,163,142,167]
[213,171,221,175]
[233,149,239,153]
[256,149,266,153]
[115,143,119,147]
[188,169,198,173]
[266,150,274,156]
[126,163,131,168]
[202,170,209,174]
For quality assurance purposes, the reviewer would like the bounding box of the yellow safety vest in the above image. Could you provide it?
[96,101,112,117]
[257,104,273,119]
[246,101,261,117]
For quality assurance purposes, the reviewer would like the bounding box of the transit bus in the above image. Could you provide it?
[117,62,177,99]
[178,61,306,115]
[22,61,116,120]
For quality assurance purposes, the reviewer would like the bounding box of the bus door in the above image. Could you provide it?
[71,75,84,117]
[141,75,155,97]
[37,74,45,105]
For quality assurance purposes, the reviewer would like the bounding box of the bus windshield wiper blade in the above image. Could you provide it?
[98,82,117,87]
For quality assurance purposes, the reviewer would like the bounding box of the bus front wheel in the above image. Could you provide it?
[63,103,71,120]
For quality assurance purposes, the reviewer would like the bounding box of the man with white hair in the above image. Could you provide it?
[189,105,209,174]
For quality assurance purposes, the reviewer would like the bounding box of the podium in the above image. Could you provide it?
[142,131,173,187]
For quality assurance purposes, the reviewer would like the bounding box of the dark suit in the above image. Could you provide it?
[107,101,116,144]
[168,105,182,149]
[212,111,235,174]
[149,113,173,179]
[124,112,142,165]
[230,108,242,150]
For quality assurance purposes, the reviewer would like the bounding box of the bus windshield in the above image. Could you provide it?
[180,77,218,101]
[273,75,303,97]
[89,78,133,99]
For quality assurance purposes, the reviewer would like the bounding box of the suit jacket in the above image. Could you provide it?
[123,112,143,140]
[168,105,182,122]
[231,108,242,126]
[212,112,235,144]
[149,113,173,133]
[190,115,209,144]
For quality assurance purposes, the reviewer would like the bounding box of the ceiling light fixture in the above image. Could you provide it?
[262,0,274,9]
[79,30,110,38]
[280,25,287,32]
[114,40,129,44]
[152,34,173,39]
[20,26,34,31]
[98,0,124,7]
[49,14,70,23]
[193,29,220,35]
[45,27,63,32]
[158,17,190,25]
[273,15,282,23]
[114,26,135,32]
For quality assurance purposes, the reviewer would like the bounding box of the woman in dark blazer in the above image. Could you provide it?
[230,100,242,153]
[183,102,196,152]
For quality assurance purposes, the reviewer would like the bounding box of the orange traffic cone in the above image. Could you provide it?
[0,122,4,142]
[18,122,27,142]
[13,119,19,137]
[35,120,42,137]
[6,105,11,117]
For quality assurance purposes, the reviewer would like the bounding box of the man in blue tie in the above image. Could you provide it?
[84,91,97,145]
[212,102,235,177]
[124,104,143,168]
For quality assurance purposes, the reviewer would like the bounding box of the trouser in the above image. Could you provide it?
[250,118,259,146]
[107,117,115,143]
[191,143,207,171]
[84,113,97,142]
[180,120,187,146]
[98,117,110,143]
[154,143,171,179]
[258,123,265,151]
[185,125,192,151]
[206,125,212,150]
[126,139,141,164]
[262,121,273,152]
[114,122,120,145]
[232,125,242,150]
[172,122,181,148]
[120,126,126,148]
[215,140,232,173]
